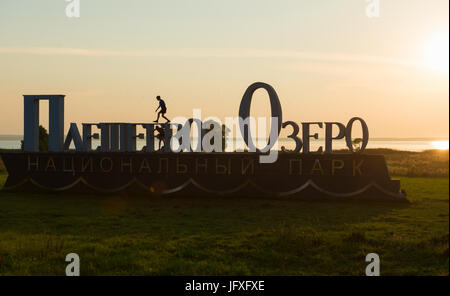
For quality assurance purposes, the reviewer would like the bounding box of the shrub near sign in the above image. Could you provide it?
[1,82,407,201]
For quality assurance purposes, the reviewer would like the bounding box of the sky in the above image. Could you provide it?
[0,0,448,138]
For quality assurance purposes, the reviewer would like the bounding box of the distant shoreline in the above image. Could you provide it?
[0,147,448,153]
[0,135,448,141]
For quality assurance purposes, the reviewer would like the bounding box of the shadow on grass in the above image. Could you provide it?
[0,185,409,238]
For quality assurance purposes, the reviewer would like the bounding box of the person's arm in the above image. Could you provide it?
[155,105,160,112]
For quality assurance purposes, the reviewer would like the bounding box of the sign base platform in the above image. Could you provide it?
[1,152,407,202]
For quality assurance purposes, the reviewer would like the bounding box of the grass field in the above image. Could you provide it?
[0,169,448,275]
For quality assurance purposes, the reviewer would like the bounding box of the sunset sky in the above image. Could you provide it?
[0,0,448,138]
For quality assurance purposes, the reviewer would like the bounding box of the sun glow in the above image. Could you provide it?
[431,140,449,150]
[424,32,449,73]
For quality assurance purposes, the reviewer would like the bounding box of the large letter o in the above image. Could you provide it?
[239,82,283,152]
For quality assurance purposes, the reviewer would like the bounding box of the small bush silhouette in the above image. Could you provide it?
[352,138,363,151]
[20,125,49,151]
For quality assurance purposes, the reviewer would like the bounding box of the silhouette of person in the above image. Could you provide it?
[154,125,165,150]
[154,96,170,123]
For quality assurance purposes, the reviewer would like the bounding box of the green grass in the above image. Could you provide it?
[0,170,448,275]
[369,149,448,178]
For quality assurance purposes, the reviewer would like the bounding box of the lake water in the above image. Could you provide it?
[0,135,448,151]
